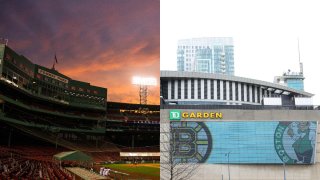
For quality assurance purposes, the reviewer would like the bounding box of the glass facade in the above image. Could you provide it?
[213,45,234,75]
[177,37,234,75]
[196,48,212,73]
[177,49,184,71]
[274,71,305,91]
[287,79,304,91]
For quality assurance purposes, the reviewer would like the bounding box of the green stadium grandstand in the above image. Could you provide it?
[0,43,159,179]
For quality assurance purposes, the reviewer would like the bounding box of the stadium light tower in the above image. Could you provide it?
[132,76,156,105]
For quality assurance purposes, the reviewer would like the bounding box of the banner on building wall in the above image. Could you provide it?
[170,121,317,164]
[38,68,69,84]
[120,152,160,157]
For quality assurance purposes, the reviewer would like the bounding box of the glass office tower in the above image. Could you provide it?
[177,37,234,75]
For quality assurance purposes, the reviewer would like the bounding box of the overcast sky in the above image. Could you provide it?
[161,0,320,104]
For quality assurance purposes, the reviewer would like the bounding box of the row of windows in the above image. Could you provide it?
[185,54,194,57]
[178,46,210,49]
[178,44,234,50]
[35,74,99,95]
[1,68,105,106]
[37,83,105,105]
[36,74,68,88]
[70,86,99,95]
[66,91,104,101]
[4,53,34,77]
[69,94,105,105]
[3,61,102,98]
[2,67,32,90]
[182,52,233,57]
[165,79,279,103]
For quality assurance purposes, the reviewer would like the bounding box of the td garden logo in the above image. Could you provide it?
[170,110,223,121]
[170,110,181,120]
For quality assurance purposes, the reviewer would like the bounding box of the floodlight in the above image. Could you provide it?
[132,76,157,86]
[132,76,157,105]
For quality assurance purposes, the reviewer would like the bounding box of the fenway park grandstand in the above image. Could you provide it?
[0,43,160,179]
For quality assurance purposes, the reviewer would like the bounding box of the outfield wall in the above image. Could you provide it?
[160,109,320,180]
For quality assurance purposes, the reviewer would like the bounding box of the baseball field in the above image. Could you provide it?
[104,163,160,180]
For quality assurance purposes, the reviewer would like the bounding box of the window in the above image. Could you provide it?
[211,80,214,99]
[247,85,250,102]
[241,84,244,101]
[198,79,201,99]
[217,80,220,99]
[178,80,181,99]
[223,81,226,100]
[252,86,255,103]
[257,87,260,103]
[235,82,238,101]
[204,80,207,99]
[184,80,188,99]
[171,81,175,99]
[191,79,194,99]
[229,81,233,100]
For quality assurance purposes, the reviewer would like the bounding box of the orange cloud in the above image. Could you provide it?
[1,0,160,104]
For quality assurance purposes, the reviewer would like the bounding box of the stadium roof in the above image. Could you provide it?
[161,71,313,97]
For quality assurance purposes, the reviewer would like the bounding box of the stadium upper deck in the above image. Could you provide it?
[0,44,107,109]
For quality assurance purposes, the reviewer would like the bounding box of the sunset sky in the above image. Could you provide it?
[0,0,160,105]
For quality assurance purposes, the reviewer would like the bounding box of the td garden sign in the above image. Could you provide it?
[170,110,223,120]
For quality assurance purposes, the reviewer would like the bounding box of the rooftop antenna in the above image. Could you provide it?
[298,38,303,75]
[298,38,301,63]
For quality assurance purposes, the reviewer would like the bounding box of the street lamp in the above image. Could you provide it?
[282,160,286,180]
[225,152,231,180]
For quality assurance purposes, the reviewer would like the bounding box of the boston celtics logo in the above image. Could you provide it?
[274,121,317,164]
[171,122,212,163]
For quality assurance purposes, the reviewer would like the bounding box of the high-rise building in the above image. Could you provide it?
[177,37,234,75]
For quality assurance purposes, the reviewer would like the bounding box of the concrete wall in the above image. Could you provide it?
[160,109,320,180]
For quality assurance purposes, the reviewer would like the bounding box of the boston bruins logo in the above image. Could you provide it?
[171,121,212,163]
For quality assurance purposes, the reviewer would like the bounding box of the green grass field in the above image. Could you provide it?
[105,163,160,178]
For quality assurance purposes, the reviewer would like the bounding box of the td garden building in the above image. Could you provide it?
[160,71,320,180]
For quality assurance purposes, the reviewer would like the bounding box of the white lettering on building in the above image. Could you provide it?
[38,69,69,84]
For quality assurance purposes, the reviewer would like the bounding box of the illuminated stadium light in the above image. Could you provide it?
[132,76,157,86]
[132,76,156,105]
